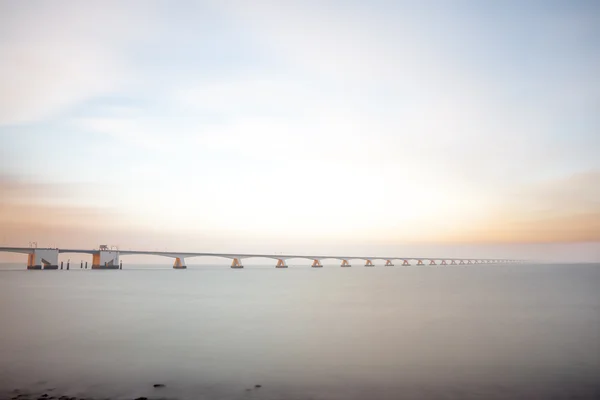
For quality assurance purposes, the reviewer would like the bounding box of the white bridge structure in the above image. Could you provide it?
[0,246,520,270]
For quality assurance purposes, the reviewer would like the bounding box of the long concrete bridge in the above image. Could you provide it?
[0,246,521,270]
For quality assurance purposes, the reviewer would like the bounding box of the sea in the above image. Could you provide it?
[0,263,599,400]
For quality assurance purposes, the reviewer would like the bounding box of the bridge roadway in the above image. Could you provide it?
[0,246,519,269]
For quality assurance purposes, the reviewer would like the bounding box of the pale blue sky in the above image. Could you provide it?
[1,1,599,261]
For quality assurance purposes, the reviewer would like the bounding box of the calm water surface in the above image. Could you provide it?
[0,264,599,399]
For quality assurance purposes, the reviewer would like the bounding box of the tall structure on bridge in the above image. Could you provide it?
[91,245,120,269]
[27,248,59,270]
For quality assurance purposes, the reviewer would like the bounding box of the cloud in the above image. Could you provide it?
[433,171,600,243]
[443,212,600,244]
[214,1,436,82]
[72,117,172,151]
[0,40,124,125]
[0,176,120,250]
[527,171,600,213]
[205,1,599,181]
[0,1,160,125]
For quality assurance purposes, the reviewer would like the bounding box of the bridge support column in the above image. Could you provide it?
[467,260,473,265]
[231,258,244,269]
[173,257,187,269]
[27,249,59,270]
[417,260,424,266]
[450,260,457,265]
[365,259,375,267]
[385,260,394,266]
[459,260,465,265]
[276,259,288,268]
[340,259,351,267]
[429,260,437,265]
[92,250,120,269]
[311,259,323,268]
[402,260,410,266]
[441,260,447,265]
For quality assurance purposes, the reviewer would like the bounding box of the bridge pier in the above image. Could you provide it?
[311,259,323,268]
[417,260,424,266]
[441,260,447,265]
[92,249,120,269]
[451,260,457,265]
[467,260,473,265]
[27,249,59,270]
[340,259,351,267]
[173,257,186,269]
[429,260,437,265]
[231,258,244,269]
[276,259,288,268]
[459,260,465,265]
[385,260,394,266]
[402,260,410,266]
[364,259,375,267]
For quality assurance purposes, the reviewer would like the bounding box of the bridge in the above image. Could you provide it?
[0,246,521,270]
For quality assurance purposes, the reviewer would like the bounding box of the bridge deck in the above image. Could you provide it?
[0,247,516,263]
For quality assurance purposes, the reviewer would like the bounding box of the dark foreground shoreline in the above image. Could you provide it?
[4,382,600,400]
[7,394,170,400]
[3,383,267,400]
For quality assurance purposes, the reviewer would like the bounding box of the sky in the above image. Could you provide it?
[0,0,599,263]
